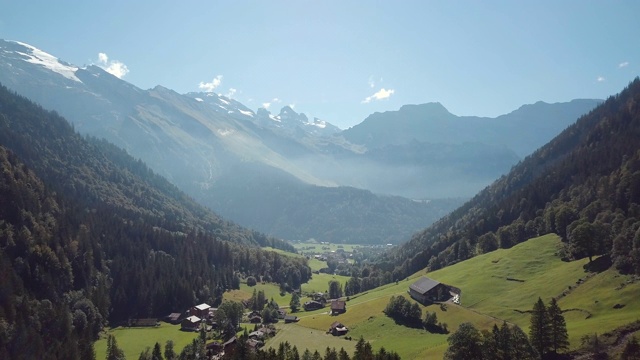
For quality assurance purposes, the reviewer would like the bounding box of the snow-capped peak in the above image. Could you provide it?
[11,40,82,83]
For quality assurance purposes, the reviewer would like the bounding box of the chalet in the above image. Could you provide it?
[304,300,324,311]
[181,315,202,331]
[223,337,237,357]
[330,300,346,315]
[246,338,263,352]
[277,309,287,319]
[249,315,262,324]
[284,315,299,323]
[191,303,211,319]
[128,318,159,327]
[329,321,348,336]
[408,277,450,304]
[164,312,183,324]
[248,330,265,340]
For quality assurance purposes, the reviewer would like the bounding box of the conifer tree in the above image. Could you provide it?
[529,298,551,358]
[106,334,125,360]
[444,322,483,360]
[511,325,538,360]
[290,292,301,313]
[547,298,569,355]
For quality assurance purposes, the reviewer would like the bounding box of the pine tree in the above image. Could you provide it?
[164,340,176,360]
[151,342,163,360]
[529,298,550,358]
[106,334,126,360]
[547,298,569,355]
[290,292,301,313]
[444,322,484,360]
[511,325,538,360]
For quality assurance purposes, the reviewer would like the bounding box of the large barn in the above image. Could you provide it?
[408,277,451,304]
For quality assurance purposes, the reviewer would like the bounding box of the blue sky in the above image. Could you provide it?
[2,1,639,129]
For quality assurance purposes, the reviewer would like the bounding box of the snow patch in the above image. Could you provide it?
[195,97,204,102]
[13,41,82,83]
[239,110,254,117]
[217,129,233,136]
[219,98,230,105]
[269,115,281,122]
[308,120,327,129]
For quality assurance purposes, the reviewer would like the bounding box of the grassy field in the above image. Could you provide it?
[94,323,198,359]
[224,281,294,306]
[265,234,640,358]
[293,242,363,255]
[96,235,640,358]
[265,323,357,355]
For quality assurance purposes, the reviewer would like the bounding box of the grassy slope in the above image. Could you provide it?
[267,234,640,359]
[94,323,198,359]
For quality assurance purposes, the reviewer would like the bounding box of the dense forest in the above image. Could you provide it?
[0,84,311,359]
[349,78,640,293]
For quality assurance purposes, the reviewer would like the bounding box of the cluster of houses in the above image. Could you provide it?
[303,293,347,316]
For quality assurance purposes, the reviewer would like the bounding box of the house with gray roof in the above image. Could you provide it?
[408,277,450,304]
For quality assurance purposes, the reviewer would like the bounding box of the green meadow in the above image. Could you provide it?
[94,323,198,360]
[266,234,640,358]
[95,235,640,359]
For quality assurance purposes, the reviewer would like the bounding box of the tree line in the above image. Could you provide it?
[0,83,310,359]
[347,78,640,294]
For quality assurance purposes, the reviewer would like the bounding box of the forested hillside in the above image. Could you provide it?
[0,84,311,359]
[351,78,640,292]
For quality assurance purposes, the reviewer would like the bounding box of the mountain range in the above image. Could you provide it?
[0,39,601,243]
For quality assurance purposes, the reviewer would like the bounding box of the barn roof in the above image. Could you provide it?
[409,277,440,295]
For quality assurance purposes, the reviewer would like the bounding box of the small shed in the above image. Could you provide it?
[329,321,348,336]
[284,315,299,323]
[330,300,346,315]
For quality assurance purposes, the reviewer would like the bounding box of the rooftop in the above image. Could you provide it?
[409,277,441,295]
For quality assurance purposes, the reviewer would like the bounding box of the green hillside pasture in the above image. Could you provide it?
[265,323,356,356]
[308,258,326,272]
[224,282,293,306]
[297,289,498,360]
[302,273,350,295]
[558,269,640,345]
[263,247,304,258]
[294,242,362,254]
[94,323,197,359]
[425,233,640,348]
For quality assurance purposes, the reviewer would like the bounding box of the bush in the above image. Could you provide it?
[246,276,257,286]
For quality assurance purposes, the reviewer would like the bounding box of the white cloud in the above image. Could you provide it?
[96,52,129,79]
[619,61,629,68]
[262,102,271,109]
[289,103,296,109]
[368,76,375,88]
[362,88,395,103]
[226,88,237,98]
[597,76,605,82]
[272,97,281,103]
[199,75,223,92]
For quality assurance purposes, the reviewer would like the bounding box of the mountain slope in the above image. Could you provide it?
[0,82,318,334]
[342,99,601,157]
[370,78,640,283]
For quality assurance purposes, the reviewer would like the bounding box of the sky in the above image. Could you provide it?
[2,1,639,129]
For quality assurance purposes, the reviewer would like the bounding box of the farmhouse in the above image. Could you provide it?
[328,321,348,336]
[304,300,324,311]
[330,300,346,315]
[191,303,211,319]
[164,312,183,324]
[284,315,299,323]
[408,277,451,304]
[181,315,202,331]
